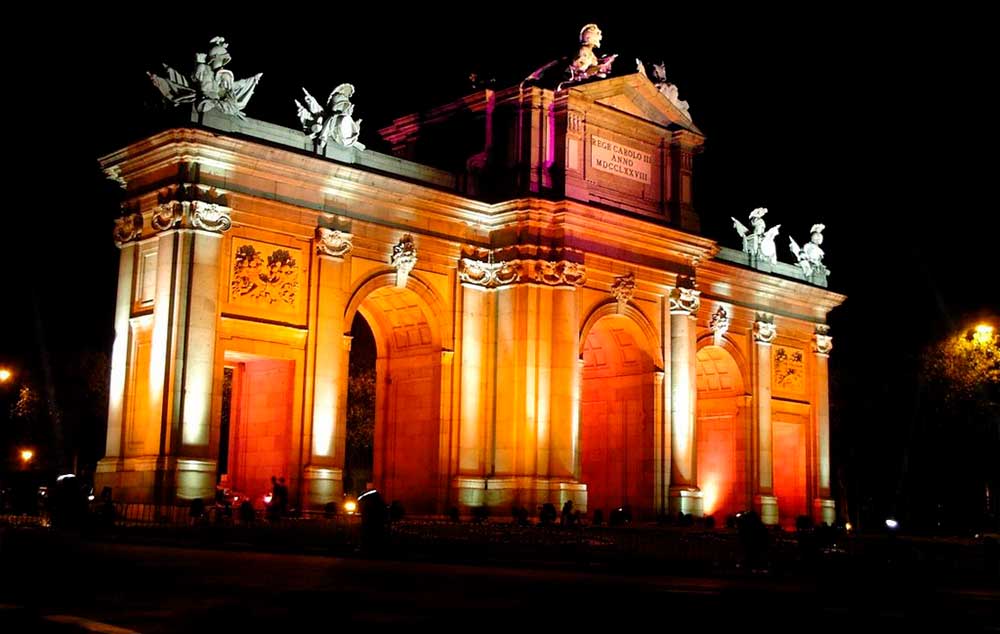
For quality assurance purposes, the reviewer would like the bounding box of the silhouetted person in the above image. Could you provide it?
[539,503,557,526]
[359,489,387,555]
[561,499,574,526]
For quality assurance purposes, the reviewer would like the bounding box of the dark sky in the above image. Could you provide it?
[2,11,996,505]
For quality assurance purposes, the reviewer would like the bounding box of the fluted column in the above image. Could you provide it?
[812,325,835,525]
[752,314,779,525]
[668,286,702,516]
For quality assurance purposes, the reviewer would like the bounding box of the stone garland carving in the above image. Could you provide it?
[709,306,730,344]
[813,324,833,355]
[391,235,417,288]
[753,313,777,344]
[668,286,700,314]
[610,273,636,313]
[315,227,353,258]
[231,244,298,306]
[113,212,143,246]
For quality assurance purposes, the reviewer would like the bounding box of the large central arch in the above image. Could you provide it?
[579,306,660,520]
[344,272,446,513]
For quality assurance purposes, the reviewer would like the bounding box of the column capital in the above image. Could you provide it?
[457,245,586,289]
[668,286,700,315]
[113,212,143,247]
[151,201,232,235]
[753,312,777,344]
[812,324,833,355]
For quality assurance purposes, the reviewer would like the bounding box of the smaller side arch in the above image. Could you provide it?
[343,269,451,349]
[579,299,664,370]
[695,332,750,395]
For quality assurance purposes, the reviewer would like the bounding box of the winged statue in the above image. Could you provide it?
[295,84,365,150]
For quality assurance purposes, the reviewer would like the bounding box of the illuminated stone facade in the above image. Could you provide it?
[97,72,843,525]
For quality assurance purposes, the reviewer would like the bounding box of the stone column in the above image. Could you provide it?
[303,229,353,508]
[96,216,141,488]
[668,286,702,516]
[752,314,779,525]
[141,200,232,503]
[812,325,835,525]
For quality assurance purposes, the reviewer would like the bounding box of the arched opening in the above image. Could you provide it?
[580,314,657,520]
[344,313,376,496]
[350,282,442,514]
[219,352,295,507]
[695,343,748,521]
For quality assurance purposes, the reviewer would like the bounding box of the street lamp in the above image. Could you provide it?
[0,367,12,383]
[20,448,34,464]
[973,323,996,347]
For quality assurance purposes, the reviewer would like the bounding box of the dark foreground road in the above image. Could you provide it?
[1,531,997,632]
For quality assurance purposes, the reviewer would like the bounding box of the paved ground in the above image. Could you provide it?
[1,530,998,632]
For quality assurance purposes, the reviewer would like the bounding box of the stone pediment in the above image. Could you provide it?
[571,73,702,135]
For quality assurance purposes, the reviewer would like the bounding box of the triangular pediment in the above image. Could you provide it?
[572,73,702,135]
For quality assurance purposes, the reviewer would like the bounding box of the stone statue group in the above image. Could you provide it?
[148,36,365,151]
[732,208,830,283]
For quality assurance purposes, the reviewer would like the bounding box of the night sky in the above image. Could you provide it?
[2,11,996,520]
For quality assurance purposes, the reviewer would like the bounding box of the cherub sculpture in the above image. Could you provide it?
[148,37,262,118]
[732,207,781,265]
[295,84,365,150]
[789,224,829,282]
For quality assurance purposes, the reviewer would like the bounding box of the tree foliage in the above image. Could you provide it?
[923,325,999,407]
[346,366,376,468]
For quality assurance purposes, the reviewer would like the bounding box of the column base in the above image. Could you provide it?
[755,494,779,526]
[174,458,216,501]
[302,466,343,510]
[451,476,587,514]
[668,487,704,517]
[813,498,836,526]
[93,456,216,504]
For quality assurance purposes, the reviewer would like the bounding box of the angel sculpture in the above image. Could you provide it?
[732,207,781,265]
[789,224,830,282]
[295,84,365,150]
[148,37,262,118]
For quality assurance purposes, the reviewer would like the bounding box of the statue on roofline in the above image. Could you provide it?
[522,24,618,89]
[733,207,781,265]
[295,84,365,150]
[789,223,830,283]
[148,36,262,118]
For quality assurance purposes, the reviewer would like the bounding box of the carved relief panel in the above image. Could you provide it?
[226,236,308,322]
[772,345,806,397]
